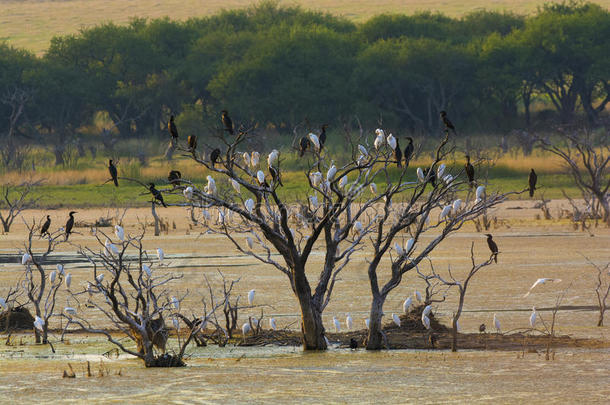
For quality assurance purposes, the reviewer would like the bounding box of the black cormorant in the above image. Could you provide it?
[40,215,51,237]
[440,111,456,134]
[168,115,178,139]
[108,159,118,187]
[149,183,167,207]
[168,170,182,186]
[299,137,309,157]
[221,110,234,135]
[210,148,221,167]
[465,155,475,186]
[404,137,414,168]
[394,138,402,168]
[65,211,76,240]
[319,124,328,150]
[187,135,197,151]
[528,168,537,198]
[485,233,498,263]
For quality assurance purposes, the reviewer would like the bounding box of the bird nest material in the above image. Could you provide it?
[146,353,186,368]
[0,306,35,331]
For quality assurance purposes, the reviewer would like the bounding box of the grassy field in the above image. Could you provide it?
[2,0,609,54]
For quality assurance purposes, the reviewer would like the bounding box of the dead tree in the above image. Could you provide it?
[18,220,67,344]
[427,242,495,351]
[165,127,407,351]
[0,181,42,233]
[361,132,514,350]
[63,229,224,367]
[1,87,32,170]
[584,256,610,326]
[540,131,610,226]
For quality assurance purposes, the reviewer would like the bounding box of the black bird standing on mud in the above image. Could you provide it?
[168,115,179,139]
[485,233,498,263]
[319,124,328,150]
[40,215,51,237]
[108,159,118,187]
[298,136,309,157]
[349,338,358,350]
[187,135,197,151]
[465,155,475,186]
[221,110,234,135]
[149,183,167,207]
[479,323,486,333]
[210,148,221,167]
[404,137,414,168]
[440,110,456,134]
[65,211,76,240]
[528,168,537,198]
[394,138,402,168]
[168,170,182,186]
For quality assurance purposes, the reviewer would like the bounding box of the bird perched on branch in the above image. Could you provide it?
[168,170,181,186]
[210,148,221,167]
[221,110,234,135]
[187,135,197,152]
[108,159,118,187]
[440,110,456,134]
[168,115,178,139]
[465,155,475,186]
[298,136,310,157]
[423,168,436,187]
[528,168,537,198]
[319,124,328,150]
[404,137,414,168]
[149,183,167,207]
[394,138,402,168]
[65,211,76,240]
[485,233,498,263]
[40,215,51,237]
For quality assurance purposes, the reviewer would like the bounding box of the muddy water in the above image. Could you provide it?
[1,202,609,402]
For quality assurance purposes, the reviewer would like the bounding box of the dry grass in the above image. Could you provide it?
[3,0,610,54]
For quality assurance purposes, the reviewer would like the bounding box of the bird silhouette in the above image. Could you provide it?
[210,148,221,167]
[349,338,358,350]
[65,211,76,240]
[440,111,456,134]
[221,110,234,135]
[168,115,178,139]
[168,170,182,186]
[394,138,402,168]
[40,215,51,237]
[528,168,537,198]
[108,159,118,187]
[465,155,475,186]
[485,233,498,263]
[479,323,486,333]
[299,137,310,157]
[319,124,328,150]
[404,137,414,168]
[187,135,197,151]
[149,183,167,207]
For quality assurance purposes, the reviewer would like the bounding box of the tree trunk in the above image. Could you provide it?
[451,317,458,352]
[598,307,605,327]
[151,201,160,236]
[293,267,326,350]
[366,294,385,350]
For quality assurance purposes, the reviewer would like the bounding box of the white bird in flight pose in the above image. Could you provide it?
[523,278,562,298]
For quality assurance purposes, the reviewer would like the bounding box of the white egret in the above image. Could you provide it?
[352,221,363,237]
[443,174,454,185]
[49,270,57,284]
[386,134,397,150]
[310,171,322,187]
[369,182,377,194]
[64,307,77,316]
[242,322,251,336]
[33,316,45,332]
[422,305,432,316]
[476,185,485,200]
[0,297,7,310]
[243,152,250,166]
[529,306,537,328]
[309,195,318,208]
[143,264,152,278]
[416,168,425,183]
[403,297,412,313]
[346,313,353,330]
[405,238,415,253]
[333,316,341,332]
[217,209,225,224]
[364,318,370,329]
[437,163,446,179]
[439,205,452,220]
[246,236,254,249]
[248,289,255,305]
[267,149,279,168]
[452,199,462,214]
[244,198,255,214]
[21,253,32,265]
[202,210,211,221]
[250,151,260,167]
[308,133,320,151]
[270,318,277,331]
[66,273,72,288]
[493,313,501,333]
[392,313,401,327]
[358,144,368,156]
[171,296,180,310]
[326,164,337,182]
[96,274,104,283]
[227,179,240,194]
[374,132,384,150]
[105,239,119,256]
[414,290,422,302]
[173,318,180,330]
[422,314,431,330]
[394,242,404,256]
[255,170,267,186]
[182,186,193,200]
[523,278,562,298]
[114,225,124,241]
[324,335,330,347]
[206,175,217,195]
[156,248,164,263]
[339,175,348,188]
[57,264,64,275]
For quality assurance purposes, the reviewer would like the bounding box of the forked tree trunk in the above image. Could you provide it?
[366,294,385,350]
[293,266,326,350]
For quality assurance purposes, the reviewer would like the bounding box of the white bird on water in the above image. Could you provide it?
[403,297,412,313]
[414,290,422,303]
[157,248,164,263]
[493,313,501,333]
[114,225,124,241]
[523,278,562,298]
[392,313,401,327]
[248,289,255,305]
[270,318,277,331]
[529,306,537,328]
[346,313,353,330]
[333,316,341,332]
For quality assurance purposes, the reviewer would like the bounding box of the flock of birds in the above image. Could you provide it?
[18,109,553,340]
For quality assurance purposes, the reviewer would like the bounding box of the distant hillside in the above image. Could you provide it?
[2,0,609,54]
